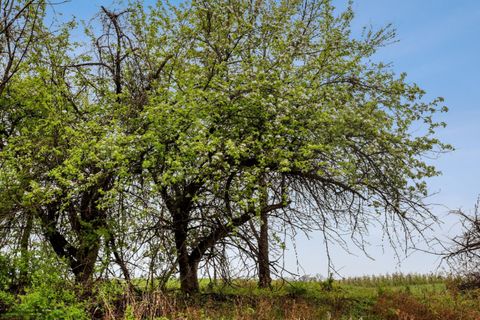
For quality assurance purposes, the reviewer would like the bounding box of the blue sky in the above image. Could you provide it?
[300,0,480,277]
[48,0,480,277]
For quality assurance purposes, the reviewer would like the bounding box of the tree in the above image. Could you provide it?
[0,0,47,292]
[446,197,480,289]
[128,0,450,293]
[0,5,133,290]
[0,0,45,96]
[0,0,450,296]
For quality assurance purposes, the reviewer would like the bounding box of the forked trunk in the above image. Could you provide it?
[41,201,103,294]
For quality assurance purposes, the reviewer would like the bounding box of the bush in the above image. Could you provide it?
[285,284,308,298]
[448,272,480,292]
[0,290,15,314]
[0,253,15,291]
[11,286,88,320]
[1,250,88,319]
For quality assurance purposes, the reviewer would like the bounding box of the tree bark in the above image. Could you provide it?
[179,258,200,294]
[72,236,101,288]
[257,209,271,288]
[257,177,272,289]
[162,183,201,294]
[40,191,105,292]
[173,215,201,293]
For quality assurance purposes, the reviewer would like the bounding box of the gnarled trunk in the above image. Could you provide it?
[164,182,284,294]
[40,186,108,292]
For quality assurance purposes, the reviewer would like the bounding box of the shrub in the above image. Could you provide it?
[447,272,480,292]
[1,250,88,319]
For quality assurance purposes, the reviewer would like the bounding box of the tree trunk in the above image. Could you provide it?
[41,201,102,292]
[173,205,200,294]
[109,236,135,293]
[179,258,200,294]
[72,237,101,288]
[257,177,272,289]
[175,232,200,294]
[258,209,271,288]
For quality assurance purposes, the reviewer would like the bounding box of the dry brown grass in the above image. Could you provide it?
[372,291,480,320]
[168,296,323,320]
[91,279,480,319]
[95,290,328,320]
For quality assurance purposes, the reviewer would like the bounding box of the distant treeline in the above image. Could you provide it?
[338,273,447,287]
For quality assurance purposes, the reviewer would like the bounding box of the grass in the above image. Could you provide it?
[3,273,479,319]
[93,274,480,319]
